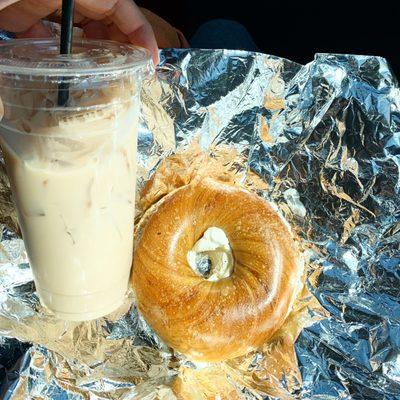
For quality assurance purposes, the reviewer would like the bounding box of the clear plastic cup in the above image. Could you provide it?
[0,39,151,321]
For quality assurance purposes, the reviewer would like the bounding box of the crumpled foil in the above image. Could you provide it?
[0,48,399,399]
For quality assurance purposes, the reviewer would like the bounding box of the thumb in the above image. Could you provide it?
[15,21,54,39]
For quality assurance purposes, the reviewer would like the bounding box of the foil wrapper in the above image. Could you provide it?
[0,48,399,399]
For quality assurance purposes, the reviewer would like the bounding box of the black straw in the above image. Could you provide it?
[57,0,75,106]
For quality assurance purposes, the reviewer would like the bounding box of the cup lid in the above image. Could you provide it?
[0,39,152,76]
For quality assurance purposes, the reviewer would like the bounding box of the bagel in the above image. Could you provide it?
[132,178,302,362]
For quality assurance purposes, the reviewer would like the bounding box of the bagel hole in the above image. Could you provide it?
[191,248,234,281]
[195,253,213,278]
[187,227,234,282]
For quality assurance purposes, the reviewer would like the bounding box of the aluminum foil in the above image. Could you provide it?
[0,48,399,399]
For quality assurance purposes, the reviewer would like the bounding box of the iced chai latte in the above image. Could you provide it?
[0,39,150,320]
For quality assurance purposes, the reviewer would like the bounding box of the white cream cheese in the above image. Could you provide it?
[187,227,234,281]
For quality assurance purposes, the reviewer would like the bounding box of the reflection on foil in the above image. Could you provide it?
[0,48,398,399]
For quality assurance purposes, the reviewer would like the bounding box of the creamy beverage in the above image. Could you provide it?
[0,40,150,320]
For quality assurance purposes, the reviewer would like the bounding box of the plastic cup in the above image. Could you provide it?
[0,39,151,321]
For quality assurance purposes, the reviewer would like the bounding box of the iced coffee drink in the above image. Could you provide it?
[0,39,151,320]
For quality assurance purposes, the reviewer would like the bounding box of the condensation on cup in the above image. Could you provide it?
[0,39,152,321]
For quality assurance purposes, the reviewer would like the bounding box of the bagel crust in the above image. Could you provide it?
[132,178,302,362]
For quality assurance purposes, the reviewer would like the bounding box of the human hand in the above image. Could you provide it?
[0,0,159,64]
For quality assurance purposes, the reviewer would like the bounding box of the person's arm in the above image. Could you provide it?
[0,0,159,63]
[140,8,189,49]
